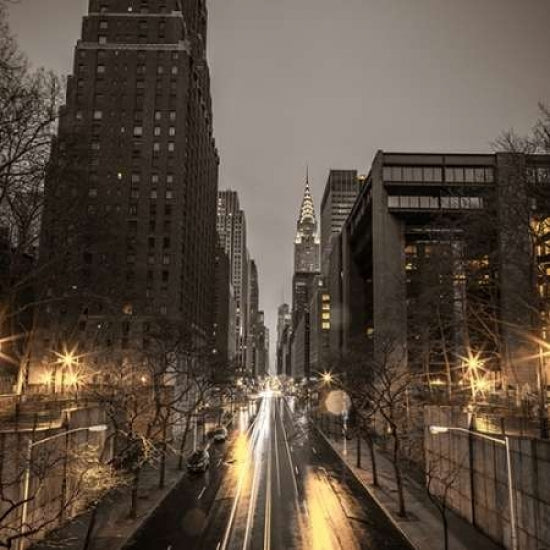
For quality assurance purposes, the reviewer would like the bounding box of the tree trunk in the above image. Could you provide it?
[178,415,192,470]
[82,505,99,550]
[356,431,361,468]
[392,430,406,517]
[158,416,168,489]
[129,468,141,519]
[367,436,379,487]
[442,508,449,550]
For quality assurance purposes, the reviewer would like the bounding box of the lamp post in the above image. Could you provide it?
[18,424,107,550]
[429,425,518,550]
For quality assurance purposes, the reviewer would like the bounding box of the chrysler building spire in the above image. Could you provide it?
[294,169,320,273]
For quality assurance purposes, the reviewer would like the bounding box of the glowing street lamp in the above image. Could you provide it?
[321,371,333,385]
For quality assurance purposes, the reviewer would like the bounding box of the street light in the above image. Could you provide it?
[428,425,518,550]
[18,424,108,550]
[321,371,333,385]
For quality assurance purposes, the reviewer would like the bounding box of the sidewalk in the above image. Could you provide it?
[30,451,190,550]
[315,424,504,550]
[30,412,237,550]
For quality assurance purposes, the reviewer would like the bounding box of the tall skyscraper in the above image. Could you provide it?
[35,0,219,383]
[276,303,291,375]
[292,174,320,323]
[217,190,249,370]
[320,169,362,272]
[291,171,320,380]
[294,175,320,273]
[247,259,259,372]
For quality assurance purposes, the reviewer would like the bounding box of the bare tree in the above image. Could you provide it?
[0,427,116,549]
[425,445,468,550]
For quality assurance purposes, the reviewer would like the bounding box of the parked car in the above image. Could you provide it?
[212,426,228,442]
[187,449,210,473]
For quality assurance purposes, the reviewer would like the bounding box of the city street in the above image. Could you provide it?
[126,394,414,550]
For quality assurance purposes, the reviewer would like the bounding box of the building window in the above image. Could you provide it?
[93,110,103,120]
[133,126,143,137]
[97,65,106,74]
[166,174,174,184]
[131,173,140,184]
[169,111,176,121]
[150,190,158,199]
[322,322,330,330]
[157,66,164,75]
[153,142,160,152]
[154,126,161,136]
[151,174,159,184]
[98,35,107,44]
[167,142,175,152]
[88,188,98,198]
[154,110,162,121]
[322,312,330,320]
[168,127,175,136]
[165,190,173,199]
[162,255,170,265]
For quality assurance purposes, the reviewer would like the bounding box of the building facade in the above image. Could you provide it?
[291,174,320,380]
[276,303,291,375]
[216,190,249,371]
[35,0,219,385]
[336,150,550,392]
[320,169,362,273]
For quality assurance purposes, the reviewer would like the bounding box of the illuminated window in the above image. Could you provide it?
[93,110,103,120]
[133,126,143,137]
[322,312,330,320]
[322,294,330,302]
[322,303,330,311]
[322,322,330,330]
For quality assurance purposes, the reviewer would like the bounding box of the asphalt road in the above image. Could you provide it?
[125,394,414,550]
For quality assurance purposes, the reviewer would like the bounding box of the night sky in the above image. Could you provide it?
[7,0,550,368]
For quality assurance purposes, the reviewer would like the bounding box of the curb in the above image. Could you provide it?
[312,421,420,550]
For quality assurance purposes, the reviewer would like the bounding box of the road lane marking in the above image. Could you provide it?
[197,486,206,500]
[243,397,270,550]
[263,415,272,550]
[220,400,264,550]
[295,465,299,476]
[273,416,281,497]
[279,398,300,500]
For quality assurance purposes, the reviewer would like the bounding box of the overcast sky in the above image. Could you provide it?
[7,0,550,369]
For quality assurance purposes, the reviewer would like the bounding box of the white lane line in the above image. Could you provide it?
[197,486,206,500]
[243,397,270,550]
[220,401,263,550]
[216,543,221,550]
[273,412,282,497]
[280,399,300,500]
[295,465,299,476]
[263,411,272,550]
